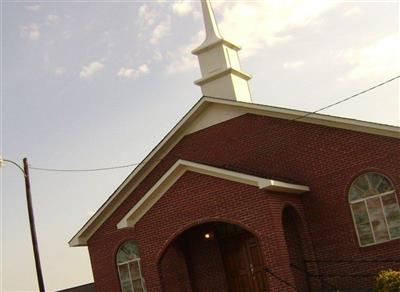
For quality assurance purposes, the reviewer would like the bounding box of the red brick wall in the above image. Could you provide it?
[159,242,192,292]
[87,113,400,292]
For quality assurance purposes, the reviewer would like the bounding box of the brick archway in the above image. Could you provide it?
[282,205,310,291]
[158,221,268,292]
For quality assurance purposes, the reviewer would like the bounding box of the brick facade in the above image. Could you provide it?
[87,113,400,291]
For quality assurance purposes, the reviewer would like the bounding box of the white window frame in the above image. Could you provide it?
[117,242,146,292]
[349,173,400,247]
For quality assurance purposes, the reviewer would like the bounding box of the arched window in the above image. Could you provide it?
[116,241,146,292]
[349,172,400,246]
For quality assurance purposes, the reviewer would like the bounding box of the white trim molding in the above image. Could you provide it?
[116,160,309,229]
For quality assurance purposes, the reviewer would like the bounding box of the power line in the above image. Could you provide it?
[29,162,141,172]
[29,75,400,173]
[292,75,400,122]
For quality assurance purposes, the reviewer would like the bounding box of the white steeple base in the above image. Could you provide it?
[195,68,252,103]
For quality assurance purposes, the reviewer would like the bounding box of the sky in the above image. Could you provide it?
[1,0,399,291]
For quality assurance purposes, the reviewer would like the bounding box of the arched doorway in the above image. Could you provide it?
[159,221,268,292]
[282,206,309,292]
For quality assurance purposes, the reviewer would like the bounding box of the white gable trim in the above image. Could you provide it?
[69,97,399,247]
[116,160,309,229]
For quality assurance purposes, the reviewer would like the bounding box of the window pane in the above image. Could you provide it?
[389,226,400,238]
[351,202,369,224]
[349,186,365,202]
[351,202,374,245]
[352,201,374,245]
[382,194,400,239]
[133,279,144,292]
[368,173,383,189]
[119,264,130,282]
[357,223,374,245]
[367,198,389,242]
[129,261,141,280]
[382,194,400,227]
[121,281,133,292]
[377,177,394,194]
[354,175,369,193]
[364,173,380,197]
[117,241,140,264]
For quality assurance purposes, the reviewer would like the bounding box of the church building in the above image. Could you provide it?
[70,1,400,291]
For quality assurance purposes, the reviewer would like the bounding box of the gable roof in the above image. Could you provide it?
[69,96,400,247]
[117,159,309,229]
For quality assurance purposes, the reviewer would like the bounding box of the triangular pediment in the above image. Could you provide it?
[117,160,309,230]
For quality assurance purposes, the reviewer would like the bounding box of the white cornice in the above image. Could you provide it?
[116,160,309,229]
[192,38,241,55]
[194,68,252,86]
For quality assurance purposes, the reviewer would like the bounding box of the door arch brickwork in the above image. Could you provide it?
[159,221,268,292]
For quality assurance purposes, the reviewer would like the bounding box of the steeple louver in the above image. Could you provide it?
[192,0,252,103]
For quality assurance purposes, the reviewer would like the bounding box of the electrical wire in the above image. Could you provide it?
[29,75,400,173]
[292,75,400,121]
[29,162,141,172]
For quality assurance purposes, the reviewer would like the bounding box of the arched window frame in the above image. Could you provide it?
[116,240,146,292]
[349,172,400,247]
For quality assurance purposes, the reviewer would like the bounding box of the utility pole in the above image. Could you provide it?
[23,158,46,292]
[0,156,46,292]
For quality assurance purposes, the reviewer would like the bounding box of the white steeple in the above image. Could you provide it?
[192,0,252,103]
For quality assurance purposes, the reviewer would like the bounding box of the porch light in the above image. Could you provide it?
[204,232,214,240]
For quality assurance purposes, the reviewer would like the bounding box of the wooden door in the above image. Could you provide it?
[245,237,268,292]
[221,234,268,292]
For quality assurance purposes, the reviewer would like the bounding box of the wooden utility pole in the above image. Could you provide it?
[23,158,46,292]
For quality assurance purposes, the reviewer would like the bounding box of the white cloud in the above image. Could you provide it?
[344,6,363,17]
[165,56,197,75]
[84,20,96,31]
[138,4,159,27]
[167,1,337,74]
[172,1,194,16]
[215,0,337,57]
[283,60,305,70]
[337,35,400,82]
[137,4,171,45]
[165,32,202,74]
[150,19,171,44]
[55,67,67,76]
[118,64,150,80]
[20,23,40,40]
[63,30,72,40]
[25,5,40,11]
[152,50,163,61]
[79,62,105,79]
[46,14,60,25]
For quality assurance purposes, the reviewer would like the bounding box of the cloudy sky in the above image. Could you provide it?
[1,0,399,291]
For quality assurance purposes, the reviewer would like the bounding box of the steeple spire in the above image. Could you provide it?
[192,0,252,103]
[200,0,222,46]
